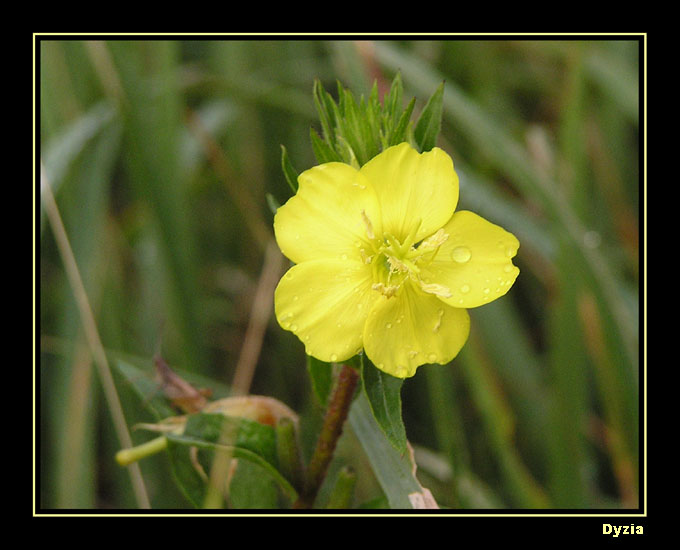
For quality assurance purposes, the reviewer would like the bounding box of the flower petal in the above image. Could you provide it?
[421,210,520,309]
[363,282,470,378]
[359,143,458,246]
[274,259,378,363]
[274,162,382,264]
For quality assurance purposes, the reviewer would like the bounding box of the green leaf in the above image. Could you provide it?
[164,412,297,507]
[336,88,369,166]
[184,412,278,466]
[310,128,342,164]
[280,145,299,194]
[165,433,297,507]
[384,71,404,127]
[413,81,444,152]
[228,459,281,508]
[360,358,407,455]
[307,355,333,407]
[389,96,416,147]
[349,392,424,509]
[312,79,337,145]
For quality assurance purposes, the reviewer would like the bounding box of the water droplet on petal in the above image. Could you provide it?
[451,246,472,263]
[460,284,470,294]
[503,264,513,273]
[291,323,298,331]
[505,247,515,258]
[428,353,437,362]
[385,322,392,329]
[341,254,348,260]
[330,354,338,362]
[483,288,490,294]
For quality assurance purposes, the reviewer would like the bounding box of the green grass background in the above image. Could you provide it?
[38,37,641,510]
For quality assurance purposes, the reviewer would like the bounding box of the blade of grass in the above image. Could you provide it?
[40,165,150,509]
[458,337,550,509]
[544,239,591,507]
[104,40,206,372]
[40,111,123,508]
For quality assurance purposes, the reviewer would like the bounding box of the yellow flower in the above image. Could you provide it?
[274,142,519,378]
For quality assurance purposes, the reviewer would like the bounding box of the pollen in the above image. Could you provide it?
[372,282,400,298]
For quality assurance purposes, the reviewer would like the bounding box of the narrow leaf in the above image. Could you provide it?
[413,81,445,152]
[349,393,426,509]
[389,97,416,147]
[310,128,342,164]
[280,145,299,194]
[306,354,333,406]
[313,79,336,144]
[384,71,404,127]
[361,358,407,454]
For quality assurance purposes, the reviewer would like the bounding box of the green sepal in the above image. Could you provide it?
[306,74,436,170]
[310,127,342,164]
[280,144,299,194]
[313,79,337,145]
[414,80,445,152]
[360,356,408,455]
[383,71,404,128]
[389,96,416,147]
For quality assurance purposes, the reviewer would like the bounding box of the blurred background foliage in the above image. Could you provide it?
[38,38,641,510]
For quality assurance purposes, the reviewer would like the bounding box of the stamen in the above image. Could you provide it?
[387,256,409,273]
[372,282,400,298]
[360,248,374,265]
[361,209,375,240]
[419,281,452,298]
[418,229,449,251]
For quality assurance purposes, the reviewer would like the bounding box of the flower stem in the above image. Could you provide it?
[295,364,359,509]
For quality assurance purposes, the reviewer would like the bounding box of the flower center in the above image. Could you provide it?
[360,211,452,299]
